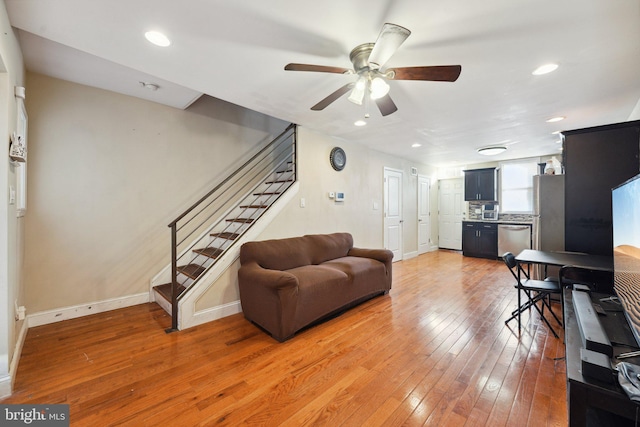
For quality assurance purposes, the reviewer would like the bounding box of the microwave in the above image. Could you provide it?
[481,204,499,220]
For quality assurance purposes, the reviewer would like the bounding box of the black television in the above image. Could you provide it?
[612,172,640,347]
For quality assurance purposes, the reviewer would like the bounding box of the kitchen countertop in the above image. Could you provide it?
[463,219,533,225]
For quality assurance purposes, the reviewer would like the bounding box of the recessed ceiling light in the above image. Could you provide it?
[412,143,422,148]
[354,120,367,127]
[145,31,171,47]
[546,116,565,123]
[532,63,559,75]
[477,146,507,156]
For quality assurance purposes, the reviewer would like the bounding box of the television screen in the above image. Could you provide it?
[612,173,640,346]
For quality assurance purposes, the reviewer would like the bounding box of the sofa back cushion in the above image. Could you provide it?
[240,233,354,270]
[306,233,353,264]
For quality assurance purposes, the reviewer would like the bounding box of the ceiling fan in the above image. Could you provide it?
[284,23,462,117]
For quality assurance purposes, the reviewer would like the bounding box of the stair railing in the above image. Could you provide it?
[165,124,297,332]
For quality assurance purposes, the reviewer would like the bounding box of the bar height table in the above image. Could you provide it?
[513,249,613,333]
[515,249,613,272]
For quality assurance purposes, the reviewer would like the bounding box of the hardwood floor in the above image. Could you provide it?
[1,250,567,426]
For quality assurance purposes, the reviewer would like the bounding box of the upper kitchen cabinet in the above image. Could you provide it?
[563,120,640,256]
[464,168,497,201]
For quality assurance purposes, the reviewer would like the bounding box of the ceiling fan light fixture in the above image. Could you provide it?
[477,146,507,156]
[348,77,367,105]
[370,77,390,99]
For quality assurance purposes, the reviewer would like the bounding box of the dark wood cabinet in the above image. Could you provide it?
[462,221,497,259]
[564,290,640,426]
[464,168,497,201]
[563,120,640,256]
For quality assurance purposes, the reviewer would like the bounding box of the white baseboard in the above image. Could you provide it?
[0,373,10,399]
[184,300,242,329]
[0,320,27,398]
[28,292,150,328]
[404,251,418,260]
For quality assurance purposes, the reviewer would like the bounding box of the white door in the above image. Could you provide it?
[384,168,403,261]
[418,175,431,254]
[438,178,464,250]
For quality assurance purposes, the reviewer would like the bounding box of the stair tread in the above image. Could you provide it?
[226,218,254,223]
[265,179,294,184]
[210,232,240,240]
[239,205,268,209]
[177,263,206,279]
[153,283,186,302]
[253,192,281,196]
[193,247,224,259]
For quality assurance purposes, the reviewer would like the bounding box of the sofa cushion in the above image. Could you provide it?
[306,233,353,265]
[322,256,385,279]
[240,236,313,271]
[323,256,388,298]
[287,264,351,330]
[239,233,354,271]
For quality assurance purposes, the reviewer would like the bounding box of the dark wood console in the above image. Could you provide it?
[564,290,640,426]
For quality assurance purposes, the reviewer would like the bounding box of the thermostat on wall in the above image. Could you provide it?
[335,192,345,202]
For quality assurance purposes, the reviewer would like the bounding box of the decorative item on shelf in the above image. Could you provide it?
[9,132,26,162]
[329,147,346,171]
[538,162,547,175]
[544,159,555,175]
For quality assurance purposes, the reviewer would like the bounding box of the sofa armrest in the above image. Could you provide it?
[238,262,299,291]
[238,262,300,341]
[348,247,394,264]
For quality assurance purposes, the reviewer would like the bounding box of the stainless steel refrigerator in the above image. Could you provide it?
[532,174,565,278]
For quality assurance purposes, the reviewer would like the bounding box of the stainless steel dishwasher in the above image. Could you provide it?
[497,224,532,257]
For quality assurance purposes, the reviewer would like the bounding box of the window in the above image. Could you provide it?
[500,159,539,213]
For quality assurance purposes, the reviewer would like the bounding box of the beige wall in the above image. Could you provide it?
[23,72,287,313]
[259,127,438,249]
[25,73,440,318]
[0,0,26,396]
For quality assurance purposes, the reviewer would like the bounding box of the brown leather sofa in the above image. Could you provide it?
[238,232,393,341]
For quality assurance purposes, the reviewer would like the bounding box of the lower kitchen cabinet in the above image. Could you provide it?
[462,222,498,259]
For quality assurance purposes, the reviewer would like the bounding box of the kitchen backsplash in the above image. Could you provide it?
[467,201,534,222]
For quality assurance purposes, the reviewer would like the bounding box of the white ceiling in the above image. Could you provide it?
[6,0,640,167]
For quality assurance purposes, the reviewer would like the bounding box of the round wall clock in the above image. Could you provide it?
[329,147,346,171]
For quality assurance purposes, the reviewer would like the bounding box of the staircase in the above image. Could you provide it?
[152,124,297,332]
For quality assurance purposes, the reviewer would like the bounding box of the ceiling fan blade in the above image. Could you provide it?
[285,63,352,74]
[388,65,462,82]
[311,83,355,111]
[375,93,398,117]
[368,23,411,70]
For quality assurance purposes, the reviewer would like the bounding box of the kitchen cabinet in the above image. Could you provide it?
[563,120,640,256]
[462,221,498,259]
[464,168,497,201]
